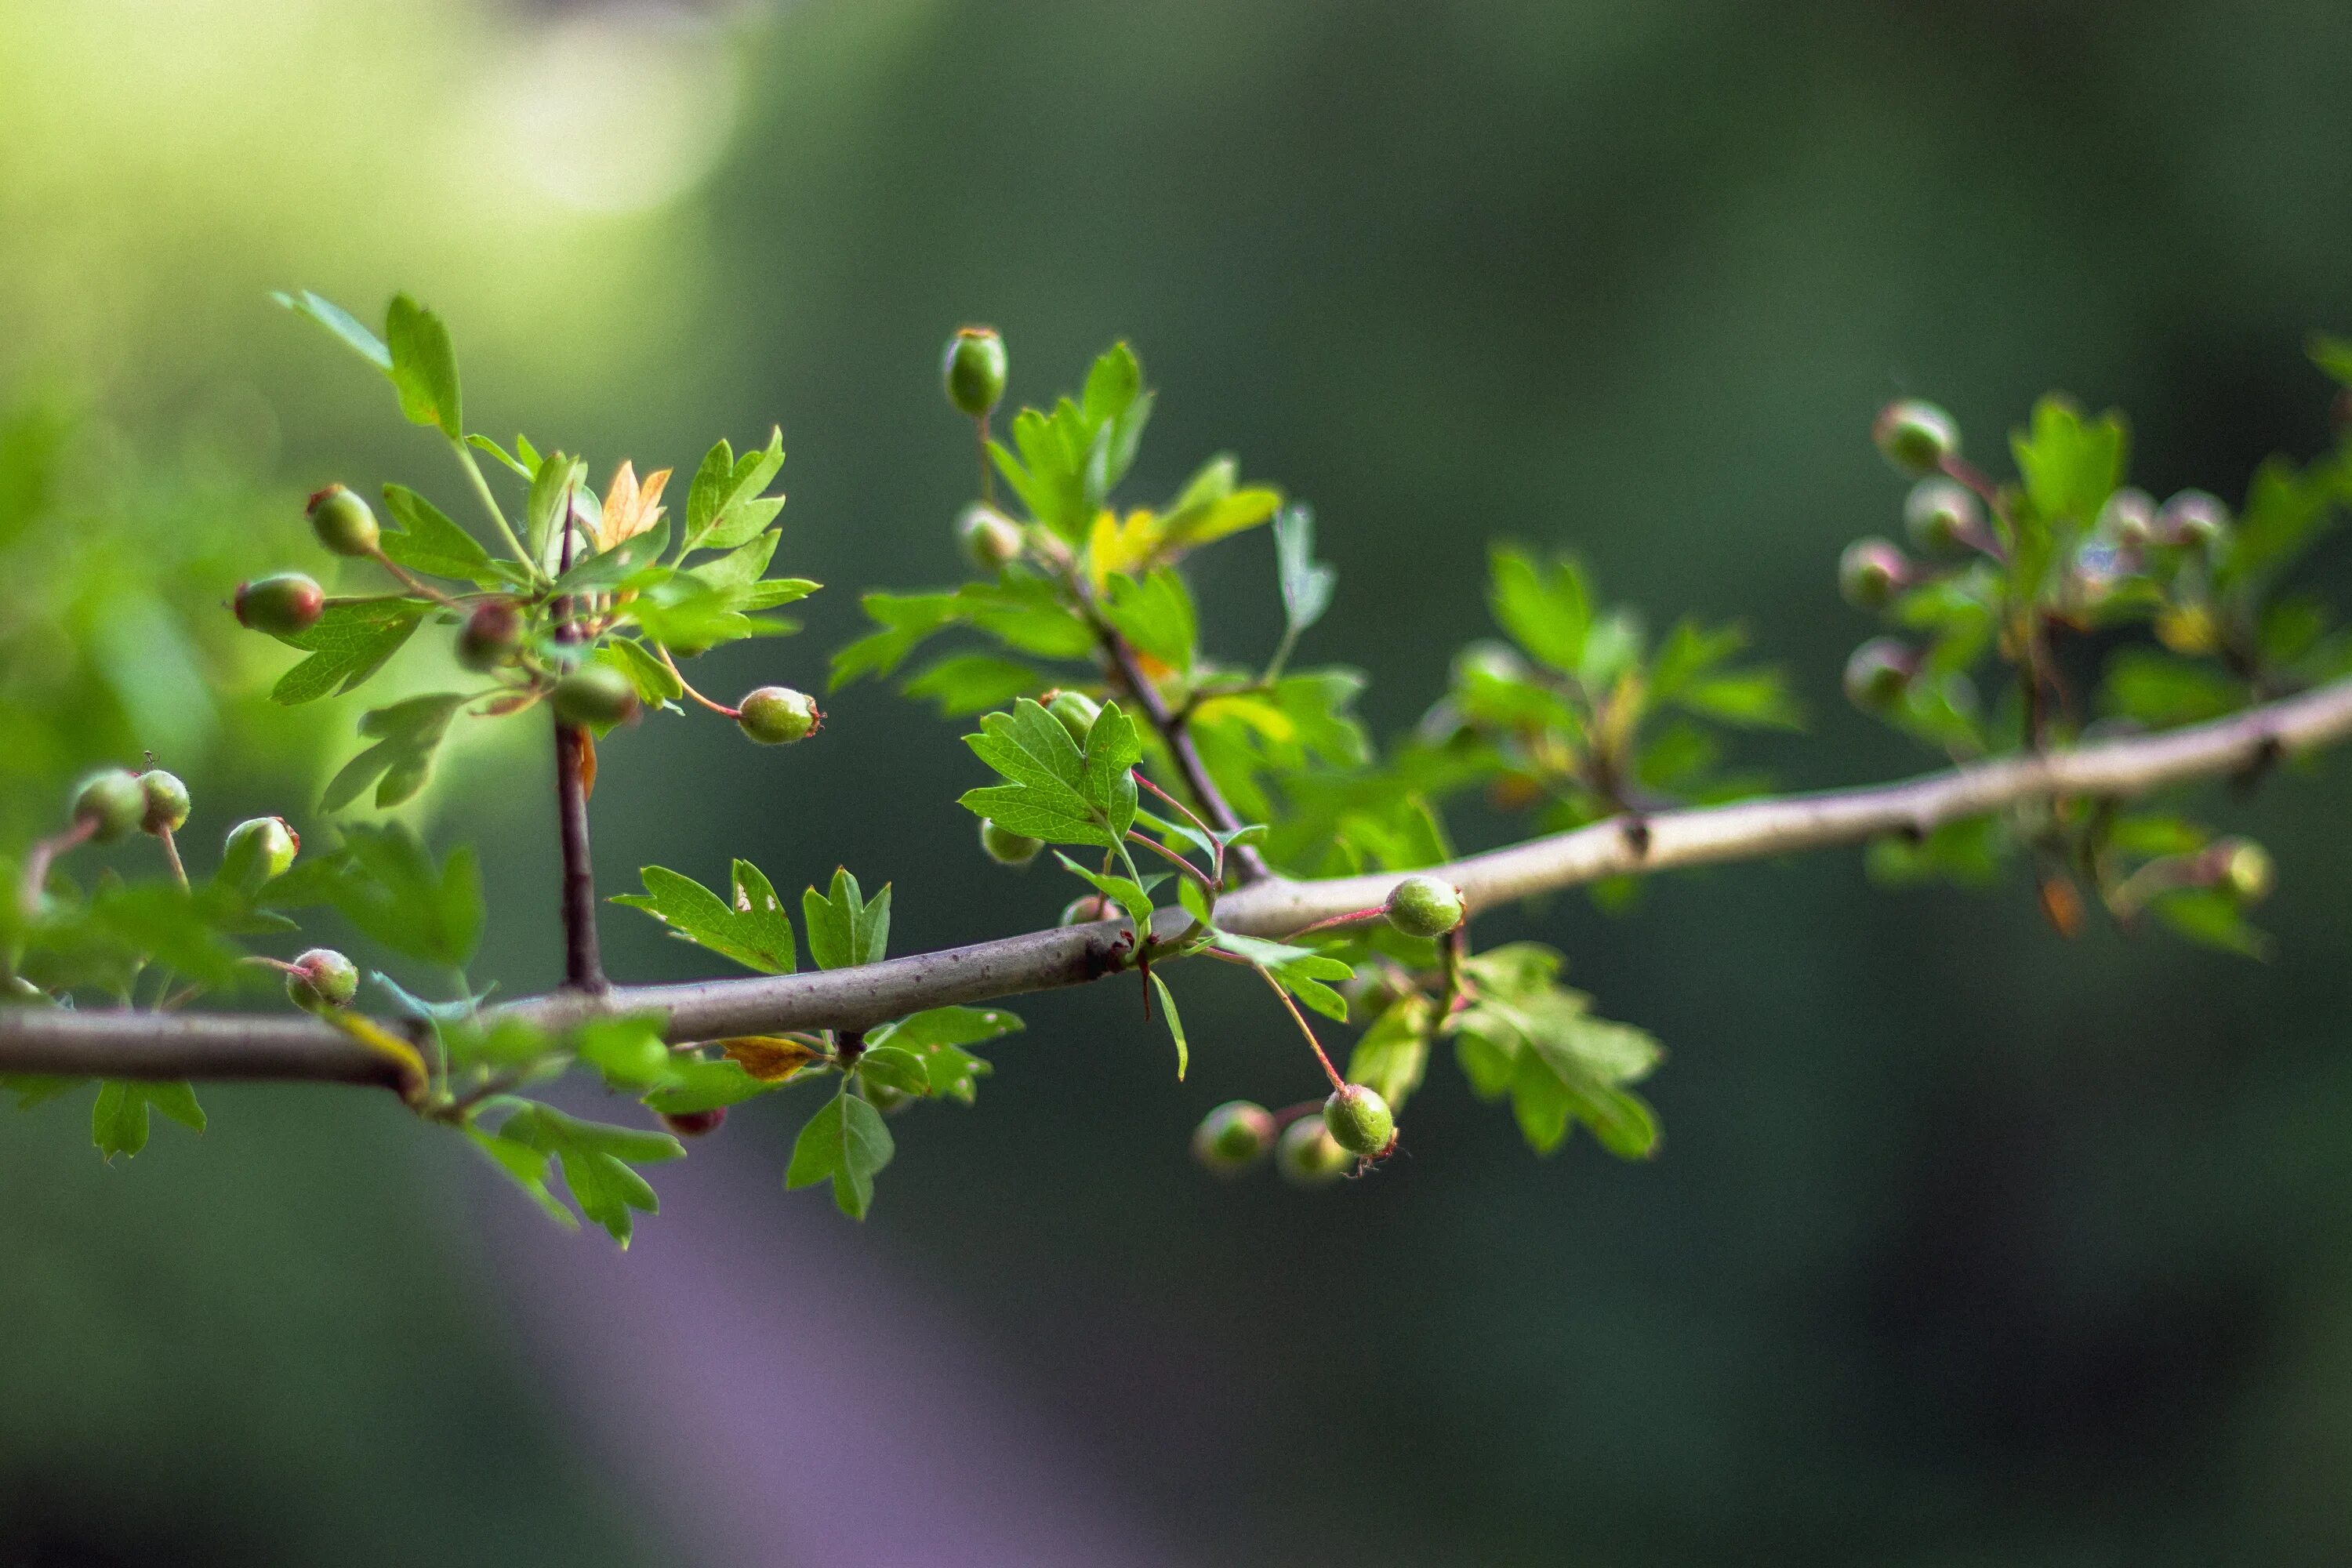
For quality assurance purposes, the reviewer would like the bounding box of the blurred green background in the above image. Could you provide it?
[8,2,2352,1563]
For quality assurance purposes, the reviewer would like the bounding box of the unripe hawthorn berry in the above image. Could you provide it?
[1276,1117,1353,1186]
[551,664,640,728]
[285,947,359,1013]
[1872,399,1960,479]
[456,600,523,671]
[2212,837,2274,904]
[306,484,379,557]
[660,1106,728,1138]
[2097,487,2157,548]
[69,768,146,844]
[956,503,1025,572]
[1838,537,1911,610]
[1058,893,1116,925]
[1323,1083,1396,1158]
[2159,489,2230,548]
[980,818,1043,866]
[1191,1100,1276,1174]
[1453,639,1529,686]
[1904,479,1980,553]
[136,769,190,835]
[234,572,325,637]
[1842,637,1915,712]
[1384,874,1465,938]
[942,327,1008,419]
[737,685,820,745]
[1045,688,1102,744]
[221,815,299,891]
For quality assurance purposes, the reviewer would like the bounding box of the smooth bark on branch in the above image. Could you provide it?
[7,673,2350,1090]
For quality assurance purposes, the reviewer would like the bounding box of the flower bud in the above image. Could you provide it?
[1383,874,1465,938]
[1842,637,1915,712]
[1322,1083,1396,1158]
[1903,478,1980,553]
[956,503,1025,572]
[1276,1118,1353,1186]
[136,769,190,835]
[70,768,146,844]
[1044,688,1102,745]
[660,1106,728,1138]
[551,665,641,728]
[1838,537,1911,609]
[737,685,821,745]
[2211,837,2274,904]
[285,946,359,1013]
[979,818,1043,866]
[1191,1101,1276,1174]
[1058,893,1116,925]
[234,572,325,637]
[306,484,379,557]
[456,600,524,671]
[2096,487,2157,549]
[942,327,1008,419]
[220,815,299,893]
[2158,489,2230,548]
[1872,399,1960,478]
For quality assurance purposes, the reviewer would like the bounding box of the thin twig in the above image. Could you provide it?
[1255,964,1345,1092]
[655,644,741,717]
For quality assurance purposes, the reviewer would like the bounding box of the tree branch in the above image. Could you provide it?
[1101,632,1273,882]
[9,673,2351,1091]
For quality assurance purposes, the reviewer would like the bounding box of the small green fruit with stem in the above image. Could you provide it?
[1059,893,1116,925]
[70,769,147,844]
[1384,873,1465,938]
[1872,398,1959,478]
[306,484,379,557]
[1276,1118,1353,1186]
[2214,837,2274,903]
[234,572,325,636]
[1904,479,1980,553]
[942,326,1008,419]
[136,770,190,836]
[1323,1083,1396,1158]
[1842,638,1915,711]
[456,600,523,671]
[660,1108,727,1138]
[1838,538,1910,609]
[736,685,820,746]
[1045,688,1102,745]
[285,948,359,1013]
[979,819,1043,866]
[220,815,299,893]
[551,665,640,728]
[1191,1101,1276,1174]
[956,503,1024,572]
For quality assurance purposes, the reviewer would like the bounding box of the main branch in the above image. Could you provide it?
[9,674,2351,1090]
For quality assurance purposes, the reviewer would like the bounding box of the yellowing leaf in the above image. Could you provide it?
[1193,692,1296,744]
[1088,508,1166,589]
[597,460,671,551]
[1162,486,1280,550]
[724,1036,822,1083]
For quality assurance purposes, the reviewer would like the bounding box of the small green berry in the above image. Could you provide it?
[1045,689,1102,745]
[1454,640,1529,686]
[1276,1118,1353,1186]
[234,572,325,637]
[660,1107,728,1138]
[2159,489,2230,547]
[2213,837,2274,904]
[136,770,190,835]
[220,815,299,892]
[1872,399,1960,479]
[69,769,147,844]
[737,685,821,745]
[1838,538,1911,609]
[979,818,1043,866]
[2097,487,2157,548]
[942,326,1008,419]
[1058,893,1116,925]
[1842,638,1915,712]
[456,600,523,671]
[550,664,641,728]
[1323,1083,1396,1158]
[1383,874,1465,938]
[956,503,1025,572]
[1904,479,1980,553]
[306,484,379,557]
[1191,1101,1276,1174]
[285,947,359,1013]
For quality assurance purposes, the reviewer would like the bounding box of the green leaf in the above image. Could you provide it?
[600,638,685,709]
[867,1005,1018,1103]
[273,289,391,371]
[90,1080,205,1162]
[1158,455,1282,550]
[902,653,1044,717]
[802,868,891,971]
[612,862,797,975]
[322,824,485,967]
[570,1013,679,1092]
[1490,546,1590,673]
[1349,993,1432,1112]
[646,1054,782,1115]
[786,1088,895,1220]
[321,691,468,811]
[1149,971,1189,1080]
[1272,503,1335,637]
[385,293,463,440]
[1052,852,1159,933]
[1210,931,1354,1022]
[855,1044,932,1099]
[2149,887,2270,959]
[466,433,537,481]
[379,485,510,586]
[1102,568,1198,670]
[466,1127,578,1231]
[494,1102,684,1247]
[1082,340,1153,488]
[1675,669,1802,730]
[555,518,671,593]
[684,428,786,552]
[1451,949,1662,1159]
[270,597,429,705]
[2009,394,2125,530]
[2,1074,84,1112]
[959,697,1112,847]
[527,452,585,564]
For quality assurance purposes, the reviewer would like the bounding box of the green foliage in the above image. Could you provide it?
[614,862,797,975]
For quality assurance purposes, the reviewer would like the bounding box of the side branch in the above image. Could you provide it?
[9,674,2350,1088]
[1101,633,1273,882]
